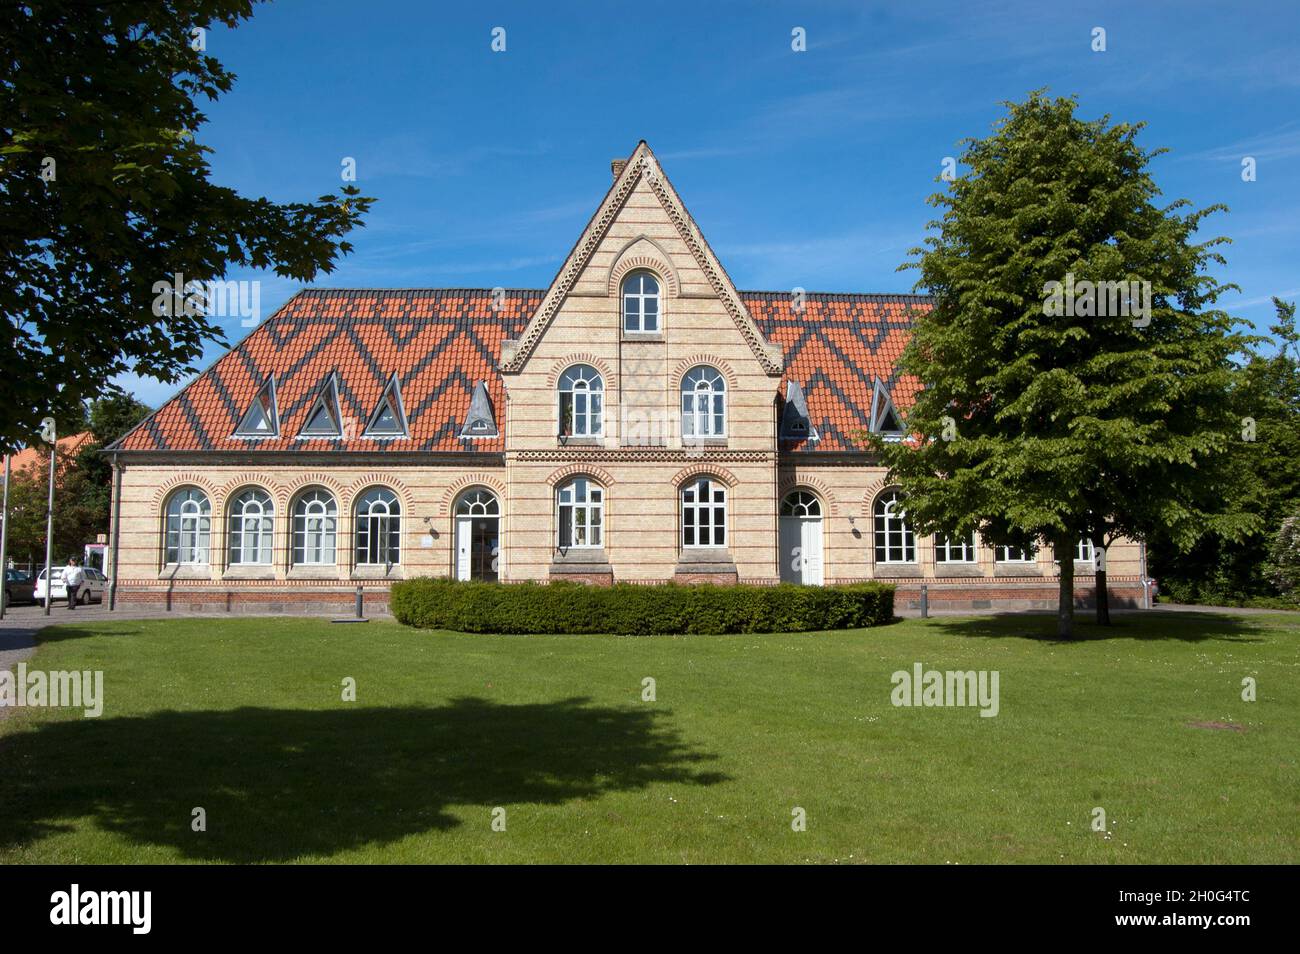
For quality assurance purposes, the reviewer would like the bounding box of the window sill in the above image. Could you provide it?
[222,566,277,581]
[682,438,728,448]
[873,564,922,578]
[994,563,1043,577]
[934,562,984,578]
[676,549,735,574]
[621,331,665,343]
[352,566,404,581]
[287,565,342,580]
[557,437,604,447]
[553,548,609,565]
[158,565,212,581]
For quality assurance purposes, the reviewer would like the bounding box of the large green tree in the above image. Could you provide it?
[1,0,372,452]
[1148,297,1300,604]
[879,92,1259,638]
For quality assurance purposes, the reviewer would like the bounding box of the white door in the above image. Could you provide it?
[455,517,472,581]
[780,515,823,584]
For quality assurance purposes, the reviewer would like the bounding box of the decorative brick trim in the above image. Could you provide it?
[514,449,771,464]
[546,463,617,487]
[438,473,507,516]
[607,237,680,297]
[670,354,740,391]
[671,463,738,488]
[862,479,899,513]
[149,472,221,510]
[216,477,277,512]
[544,354,618,390]
[777,474,840,517]
[345,472,414,512]
[275,472,351,511]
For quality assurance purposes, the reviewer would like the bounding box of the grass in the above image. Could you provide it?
[1,610,1297,864]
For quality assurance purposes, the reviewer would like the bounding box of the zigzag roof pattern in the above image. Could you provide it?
[112,288,929,454]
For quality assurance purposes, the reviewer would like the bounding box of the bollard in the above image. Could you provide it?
[920,583,929,619]
[355,584,364,619]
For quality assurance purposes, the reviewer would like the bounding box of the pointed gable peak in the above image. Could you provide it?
[234,375,279,438]
[499,142,782,375]
[363,373,408,438]
[299,372,343,438]
[460,380,499,438]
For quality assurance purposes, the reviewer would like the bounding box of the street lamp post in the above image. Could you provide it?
[42,418,56,616]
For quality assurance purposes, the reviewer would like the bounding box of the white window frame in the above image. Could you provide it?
[165,487,210,565]
[996,544,1037,563]
[936,532,976,563]
[622,271,661,333]
[779,490,822,518]
[681,478,727,548]
[873,490,915,564]
[355,488,401,566]
[558,364,604,438]
[681,366,726,439]
[227,488,274,566]
[1075,538,1095,564]
[292,490,337,566]
[556,477,603,549]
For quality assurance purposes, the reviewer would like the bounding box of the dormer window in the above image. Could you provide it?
[622,272,660,333]
[300,373,343,438]
[780,380,819,441]
[363,374,408,439]
[460,380,499,438]
[869,378,903,440]
[234,376,279,438]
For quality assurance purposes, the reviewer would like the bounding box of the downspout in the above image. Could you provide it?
[1139,539,1149,610]
[109,452,123,611]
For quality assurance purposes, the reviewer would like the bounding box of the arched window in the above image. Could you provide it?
[355,488,401,566]
[622,271,660,333]
[681,365,725,439]
[936,532,976,563]
[557,477,603,548]
[780,490,822,518]
[456,489,499,516]
[682,477,726,548]
[558,364,603,438]
[164,487,210,565]
[227,488,273,565]
[873,490,915,563]
[292,489,337,565]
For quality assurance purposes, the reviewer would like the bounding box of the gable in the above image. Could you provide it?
[500,142,782,375]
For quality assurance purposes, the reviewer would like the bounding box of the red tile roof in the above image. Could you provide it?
[113,289,929,454]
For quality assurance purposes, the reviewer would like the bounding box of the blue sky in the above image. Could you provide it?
[120,0,1300,406]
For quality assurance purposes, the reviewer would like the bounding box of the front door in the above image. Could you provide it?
[456,516,499,581]
[780,515,823,585]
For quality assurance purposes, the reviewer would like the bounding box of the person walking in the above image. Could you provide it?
[64,557,84,611]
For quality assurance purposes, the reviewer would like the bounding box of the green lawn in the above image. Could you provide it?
[1,610,1296,864]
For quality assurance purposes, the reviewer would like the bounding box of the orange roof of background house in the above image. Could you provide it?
[7,431,94,476]
[111,289,930,455]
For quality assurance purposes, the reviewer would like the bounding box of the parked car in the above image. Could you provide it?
[33,567,107,605]
[4,568,36,606]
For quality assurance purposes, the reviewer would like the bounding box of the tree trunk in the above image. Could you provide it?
[1094,538,1111,626]
[1056,538,1075,640]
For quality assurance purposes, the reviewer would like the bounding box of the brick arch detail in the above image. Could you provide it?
[670,354,740,391]
[275,472,350,512]
[606,237,680,298]
[545,354,617,390]
[546,464,616,488]
[344,473,413,514]
[149,472,221,511]
[439,473,507,516]
[671,464,738,488]
[777,475,840,517]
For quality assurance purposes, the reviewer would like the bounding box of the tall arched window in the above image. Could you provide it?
[164,487,210,565]
[681,365,725,439]
[622,271,660,333]
[873,490,915,563]
[227,488,273,565]
[682,477,727,548]
[558,364,603,438]
[556,477,603,548]
[355,488,401,566]
[292,489,337,565]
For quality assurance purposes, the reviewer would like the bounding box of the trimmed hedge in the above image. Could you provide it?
[390,579,895,635]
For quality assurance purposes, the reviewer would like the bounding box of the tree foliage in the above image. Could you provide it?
[1,0,373,452]
[878,92,1259,637]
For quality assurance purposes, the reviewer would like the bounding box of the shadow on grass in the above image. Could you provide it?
[0,696,727,862]
[921,610,1264,643]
